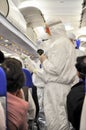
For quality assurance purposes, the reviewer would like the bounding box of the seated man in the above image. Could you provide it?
[1,57,29,130]
[67,56,86,130]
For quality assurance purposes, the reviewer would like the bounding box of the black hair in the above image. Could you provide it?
[5,57,22,68]
[75,56,86,79]
[0,51,5,63]
[1,58,25,93]
[37,49,44,55]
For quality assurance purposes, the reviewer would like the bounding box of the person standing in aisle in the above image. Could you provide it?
[37,21,79,130]
[27,20,79,130]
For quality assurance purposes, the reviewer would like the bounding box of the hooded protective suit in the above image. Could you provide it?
[32,62,47,130]
[33,22,79,130]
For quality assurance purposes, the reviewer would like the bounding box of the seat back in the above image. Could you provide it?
[22,68,33,88]
[0,67,7,96]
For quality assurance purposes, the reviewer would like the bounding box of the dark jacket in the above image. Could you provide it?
[67,81,85,130]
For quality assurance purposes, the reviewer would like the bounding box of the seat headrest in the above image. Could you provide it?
[22,68,33,88]
[0,67,7,96]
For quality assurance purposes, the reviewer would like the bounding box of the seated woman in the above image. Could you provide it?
[1,57,29,130]
[67,56,86,130]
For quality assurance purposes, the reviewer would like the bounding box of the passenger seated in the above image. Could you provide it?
[1,58,29,130]
[67,56,86,130]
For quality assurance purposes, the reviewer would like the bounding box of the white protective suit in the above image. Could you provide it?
[35,22,79,130]
[32,62,47,130]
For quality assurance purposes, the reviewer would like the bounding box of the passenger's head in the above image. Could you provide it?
[5,57,22,68]
[75,56,86,79]
[0,51,5,63]
[1,57,25,93]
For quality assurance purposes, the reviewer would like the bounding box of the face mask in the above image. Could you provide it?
[75,39,81,49]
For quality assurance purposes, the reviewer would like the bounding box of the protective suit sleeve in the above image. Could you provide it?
[35,69,47,83]
[26,57,46,83]
[26,57,39,73]
[28,90,36,120]
[42,39,68,76]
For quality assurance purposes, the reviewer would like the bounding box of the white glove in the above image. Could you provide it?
[27,56,37,68]
[25,57,38,73]
[26,64,36,73]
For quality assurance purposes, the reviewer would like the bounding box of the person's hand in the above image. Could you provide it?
[39,54,47,64]
[16,89,23,99]
[27,64,35,73]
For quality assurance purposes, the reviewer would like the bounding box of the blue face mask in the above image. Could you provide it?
[75,39,81,49]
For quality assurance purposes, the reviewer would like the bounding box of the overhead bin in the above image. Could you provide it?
[0,13,38,59]
[0,0,38,59]
[0,0,46,43]
[0,0,9,17]
[20,7,45,28]
[0,0,26,34]
[76,27,86,38]
[20,7,46,42]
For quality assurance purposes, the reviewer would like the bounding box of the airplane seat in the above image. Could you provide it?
[22,68,33,102]
[22,68,33,88]
[0,67,7,130]
[0,67,7,96]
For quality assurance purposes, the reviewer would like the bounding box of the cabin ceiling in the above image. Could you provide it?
[15,0,83,31]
